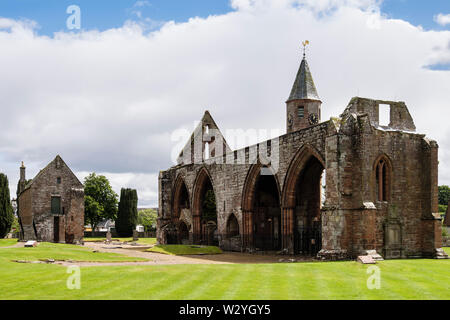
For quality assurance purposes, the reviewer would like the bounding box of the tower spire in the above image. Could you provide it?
[287,41,319,102]
[285,41,322,133]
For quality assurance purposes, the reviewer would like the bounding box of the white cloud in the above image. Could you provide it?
[434,13,450,26]
[133,1,151,8]
[1,1,450,207]
[231,0,381,12]
[77,172,158,208]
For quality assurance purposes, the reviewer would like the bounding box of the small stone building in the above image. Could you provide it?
[17,155,84,244]
[157,52,447,260]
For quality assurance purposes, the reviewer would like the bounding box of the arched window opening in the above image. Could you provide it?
[375,158,390,202]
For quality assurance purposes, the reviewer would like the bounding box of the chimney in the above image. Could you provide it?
[20,161,26,182]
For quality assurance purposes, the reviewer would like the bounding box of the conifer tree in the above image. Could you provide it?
[0,174,14,238]
[115,188,138,237]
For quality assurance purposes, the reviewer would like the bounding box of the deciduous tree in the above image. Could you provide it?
[438,185,450,206]
[83,173,118,233]
[137,208,157,232]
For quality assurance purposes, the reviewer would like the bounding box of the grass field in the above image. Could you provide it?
[0,241,148,263]
[0,239,18,247]
[147,244,222,255]
[0,242,448,300]
[84,237,157,245]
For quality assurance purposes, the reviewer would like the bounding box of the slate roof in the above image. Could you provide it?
[287,57,320,101]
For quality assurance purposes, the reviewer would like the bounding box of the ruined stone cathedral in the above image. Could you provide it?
[157,51,446,260]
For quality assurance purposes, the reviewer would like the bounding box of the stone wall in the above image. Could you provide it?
[18,156,84,244]
[158,120,329,250]
[158,97,444,259]
[18,188,34,240]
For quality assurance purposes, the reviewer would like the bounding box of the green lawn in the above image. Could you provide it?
[0,242,148,263]
[0,239,18,247]
[84,237,157,245]
[147,244,222,255]
[0,246,448,300]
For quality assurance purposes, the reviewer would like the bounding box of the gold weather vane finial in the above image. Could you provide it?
[302,40,310,59]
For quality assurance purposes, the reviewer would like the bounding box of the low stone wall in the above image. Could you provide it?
[221,236,242,252]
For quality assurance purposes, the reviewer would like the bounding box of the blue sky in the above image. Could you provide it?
[0,0,449,36]
[1,0,449,206]
[0,0,232,35]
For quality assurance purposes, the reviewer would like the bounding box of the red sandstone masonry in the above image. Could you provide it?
[158,94,445,259]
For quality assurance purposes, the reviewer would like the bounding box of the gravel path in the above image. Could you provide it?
[5,241,315,267]
[63,242,308,267]
[0,242,25,249]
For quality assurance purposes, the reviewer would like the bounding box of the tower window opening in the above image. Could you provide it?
[298,106,304,119]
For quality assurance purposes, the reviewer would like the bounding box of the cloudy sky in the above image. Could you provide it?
[0,0,449,207]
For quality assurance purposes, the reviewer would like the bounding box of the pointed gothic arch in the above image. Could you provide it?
[242,164,281,211]
[192,167,218,245]
[281,144,325,254]
[172,175,190,220]
[282,144,325,208]
[226,213,240,238]
[241,164,282,250]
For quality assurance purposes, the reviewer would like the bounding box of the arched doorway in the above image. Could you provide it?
[293,156,324,255]
[170,177,191,244]
[223,213,240,251]
[177,221,189,244]
[192,168,218,245]
[227,214,239,238]
[283,145,325,255]
[253,173,281,251]
[242,165,281,251]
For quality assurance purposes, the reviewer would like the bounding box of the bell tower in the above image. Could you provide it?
[286,41,322,133]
